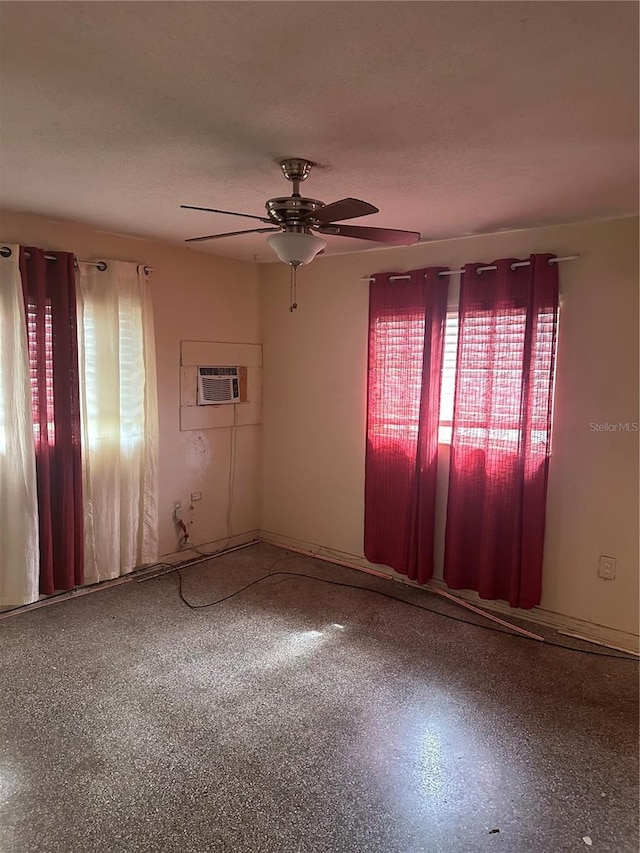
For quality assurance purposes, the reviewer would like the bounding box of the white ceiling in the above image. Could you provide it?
[0,1,637,262]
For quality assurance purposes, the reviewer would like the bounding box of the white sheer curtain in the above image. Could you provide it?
[0,246,39,605]
[76,260,159,582]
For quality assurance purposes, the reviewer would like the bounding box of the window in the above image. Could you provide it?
[438,310,459,445]
[449,302,558,454]
[371,272,558,453]
[27,301,55,446]
[82,294,145,453]
[438,298,557,451]
[368,300,460,448]
[368,310,426,451]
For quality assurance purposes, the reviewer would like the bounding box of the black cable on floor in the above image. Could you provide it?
[151,554,638,662]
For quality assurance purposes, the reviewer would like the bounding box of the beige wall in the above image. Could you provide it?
[260,217,639,642]
[1,210,261,557]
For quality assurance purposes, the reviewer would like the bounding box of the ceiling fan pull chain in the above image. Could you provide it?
[289,264,298,312]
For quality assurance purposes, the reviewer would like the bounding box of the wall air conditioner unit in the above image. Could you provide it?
[197,366,240,405]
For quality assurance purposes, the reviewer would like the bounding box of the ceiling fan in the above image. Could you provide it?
[181,158,420,311]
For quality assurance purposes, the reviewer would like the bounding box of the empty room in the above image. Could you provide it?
[0,2,638,852]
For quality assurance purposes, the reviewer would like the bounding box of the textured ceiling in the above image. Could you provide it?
[0,1,638,262]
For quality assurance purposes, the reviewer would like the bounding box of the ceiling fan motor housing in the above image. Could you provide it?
[265,196,325,228]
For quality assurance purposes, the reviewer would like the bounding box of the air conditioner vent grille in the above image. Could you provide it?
[197,366,240,405]
[199,367,238,377]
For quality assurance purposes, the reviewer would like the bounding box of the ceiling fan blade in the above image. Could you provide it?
[181,204,271,223]
[185,227,280,243]
[317,224,420,245]
[312,198,379,224]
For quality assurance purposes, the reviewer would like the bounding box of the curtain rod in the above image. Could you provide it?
[0,245,155,274]
[361,254,579,282]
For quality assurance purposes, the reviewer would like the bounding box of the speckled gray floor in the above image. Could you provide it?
[0,543,637,853]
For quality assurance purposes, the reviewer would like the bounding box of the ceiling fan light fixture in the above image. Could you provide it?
[266,231,327,266]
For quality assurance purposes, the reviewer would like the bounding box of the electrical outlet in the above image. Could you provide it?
[191,492,202,502]
[174,501,182,521]
[598,555,616,580]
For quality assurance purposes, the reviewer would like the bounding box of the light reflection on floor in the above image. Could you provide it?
[280,623,346,658]
[0,764,18,805]
[418,728,446,798]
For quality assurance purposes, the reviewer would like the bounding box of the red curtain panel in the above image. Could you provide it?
[364,267,448,583]
[443,255,559,608]
[20,247,84,595]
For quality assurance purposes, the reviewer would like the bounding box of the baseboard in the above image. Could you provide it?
[0,531,262,620]
[160,530,260,565]
[258,529,639,655]
[426,579,639,655]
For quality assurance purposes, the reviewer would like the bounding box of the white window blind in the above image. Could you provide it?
[438,310,459,445]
